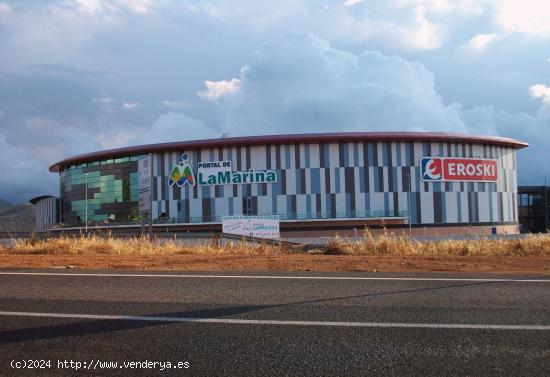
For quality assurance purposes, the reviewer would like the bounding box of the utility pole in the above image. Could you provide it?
[85,172,89,233]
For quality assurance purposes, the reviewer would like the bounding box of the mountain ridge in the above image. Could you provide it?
[0,198,35,232]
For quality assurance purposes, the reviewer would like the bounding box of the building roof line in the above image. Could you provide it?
[49,131,528,172]
[29,195,56,205]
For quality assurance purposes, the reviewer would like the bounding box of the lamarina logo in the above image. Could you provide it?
[169,152,196,187]
[420,157,498,182]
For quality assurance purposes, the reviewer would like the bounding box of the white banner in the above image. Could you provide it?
[222,216,280,239]
[138,154,152,191]
[138,190,151,212]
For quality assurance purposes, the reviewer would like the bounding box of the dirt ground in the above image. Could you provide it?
[1,252,549,274]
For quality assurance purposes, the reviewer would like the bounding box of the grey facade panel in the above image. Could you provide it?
[147,141,519,225]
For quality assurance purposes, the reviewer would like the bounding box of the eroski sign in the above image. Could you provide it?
[421,157,498,182]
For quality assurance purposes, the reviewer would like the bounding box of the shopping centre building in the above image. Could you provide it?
[33,132,527,236]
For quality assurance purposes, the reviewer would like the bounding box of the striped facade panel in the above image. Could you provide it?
[34,197,59,232]
[151,142,519,225]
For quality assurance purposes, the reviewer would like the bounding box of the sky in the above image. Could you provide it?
[0,0,549,202]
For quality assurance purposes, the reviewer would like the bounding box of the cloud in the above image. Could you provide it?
[313,2,447,51]
[114,0,157,14]
[197,32,550,184]
[0,0,549,202]
[461,106,550,185]
[0,132,57,202]
[344,0,363,7]
[0,2,11,15]
[197,79,241,101]
[405,5,445,50]
[530,84,550,106]
[495,0,550,37]
[161,100,190,109]
[398,0,484,16]
[0,0,160,71]
[122,101,139,110]
[73,0,157,16]
[92,95,139,112]
[128,112,220,146]
[463,33,498,51]
[92,95,116,112]
[199,32,466,135]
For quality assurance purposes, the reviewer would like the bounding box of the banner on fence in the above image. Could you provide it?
[222,215,280,239]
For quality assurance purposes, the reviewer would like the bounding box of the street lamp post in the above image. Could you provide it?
[407,171,412,238]
[545,176,548,232]
[85,173,89,233]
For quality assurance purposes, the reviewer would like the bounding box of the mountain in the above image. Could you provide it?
[0,198,11,209]
[0,199,35,232]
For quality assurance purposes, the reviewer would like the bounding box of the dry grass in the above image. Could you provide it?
[325,228,550,257]
[3,229,550,257]
[7,234,287,256]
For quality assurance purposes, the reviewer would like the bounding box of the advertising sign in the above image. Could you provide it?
[168,153,278,187]
[421,157,498,182]
[138,154,152,191]
[138,190,151,212]
[138,154,152,214]
[222,216,280,239]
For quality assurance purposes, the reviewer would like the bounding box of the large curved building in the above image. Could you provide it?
[46,132,527,236]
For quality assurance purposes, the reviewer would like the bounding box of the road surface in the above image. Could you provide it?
[0,270,549,376]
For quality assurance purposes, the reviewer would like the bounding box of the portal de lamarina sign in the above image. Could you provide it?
[169,152,278,188]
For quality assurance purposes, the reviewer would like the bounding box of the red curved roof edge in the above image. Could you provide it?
[49,131,528,172]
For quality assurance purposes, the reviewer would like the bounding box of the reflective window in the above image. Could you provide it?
[59,155,144,225]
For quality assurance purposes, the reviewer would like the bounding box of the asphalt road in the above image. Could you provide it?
[0,270,549,376]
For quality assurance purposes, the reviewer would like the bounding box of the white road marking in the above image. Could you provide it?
[0,271,548,282]
[0,311,548,330]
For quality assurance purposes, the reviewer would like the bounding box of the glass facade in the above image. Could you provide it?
[59,156,144,226]
[518,186,549,233]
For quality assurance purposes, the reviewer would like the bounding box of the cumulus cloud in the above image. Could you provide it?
[0,0,161,71]
[128,112,220,146]
[197,32,549,184]
[461,106,550,185]
[199,32,466,135]
[530,84,550,106]
[405,4,445,50]
[495,0,550,37]
[314,2,447,51]
[0,1,549,202]
[197,79,241,101]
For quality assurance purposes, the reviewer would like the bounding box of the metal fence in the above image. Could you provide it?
[53,210,409,228]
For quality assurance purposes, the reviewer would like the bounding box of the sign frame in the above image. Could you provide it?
[222,215,280,239]
[420,156,498,183]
